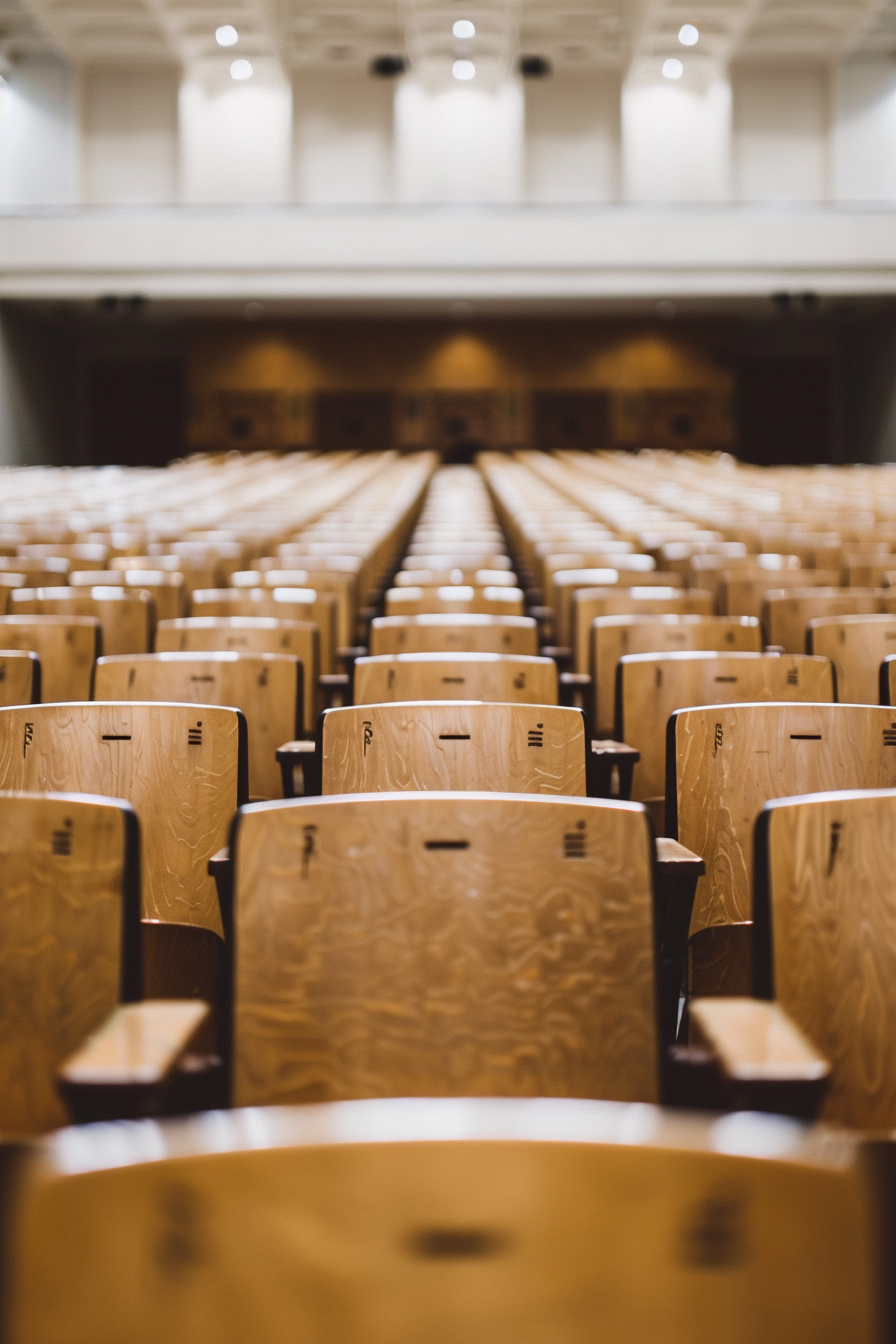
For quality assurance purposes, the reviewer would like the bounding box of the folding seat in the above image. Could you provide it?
[236,567,359,649]
[0,650,39,706]
[383,585,526,618]
[156,616,319,729]
[0,555,70,585]
[370,613,539,657]
[354,652,558,707]
[4,1095,880,1344]
[113,552,218,596]
[592,614,762,734]
[0,615,98,702]
[762,587,885,653]
[394,567,518,588]
[94,651,303,799]
[70,568,186,622]
[191,586,337,674]
[666,703,896,941]
[572,588,714,675]
[10,586,152,655]
[16,542,109,570]
[719,568,842,619]
[551,569,684,651]
[0,702,247,939]
[617,652,835,811]
[753,787,896,1128]
[807,613,896,703]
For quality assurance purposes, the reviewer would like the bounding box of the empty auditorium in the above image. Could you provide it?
[2,0,896,1338]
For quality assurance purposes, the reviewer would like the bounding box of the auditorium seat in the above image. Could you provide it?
[0,650,40,706]
[10,586,153,655]
[762,587,886,654]
[369,613,540,657]
[192,587,337,674]
[354,652,559,706]
[719,569,843,620]
[808,613,896,703]
[0,615,98,701]
[383,585,527,618]
[572,588,715,674]
[94,651,303,798]
[70,568,186,622]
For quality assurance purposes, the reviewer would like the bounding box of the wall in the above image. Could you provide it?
[833,57,896,202]
[179,62,292,204]
[394,76,524,203]
[82,67,179,205]
[732,65,829,202]
[0,57,79,206]
[621,59,731,202]
[293,69,393,203]
[525,70,620,202]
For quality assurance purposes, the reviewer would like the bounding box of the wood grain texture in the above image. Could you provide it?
[94,652,301,799]
[11,587,152,655]
[762,588,883,654]
[621,652,835,802]
[762,789,896,1128]
[155,616,318,730]
[0,703,242,935]
[0,792,128,1133]
[370,615,539,657]
[0,651,39,706]
[243,569,358,649]
[672,703,896,932]
[572,589,714,675]
[808,614,896,704]
[720,569,842,619]
[192,587,337,674]
[384,587,526,617]
[354,653,558,706]
[234,793,657,1106]
[0,615,98,702]
[70,571,185,623]
[11,1100,876,1344]
[593,615,762,732]
[322,703,587,795]
[554,571,683,650]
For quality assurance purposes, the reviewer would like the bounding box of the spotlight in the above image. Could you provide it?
[230,58,253,79]
[662,57,683,79]
[453,59,475,80]
[452,20,475,38]
[678,24,699,45]
[216,24,238,45]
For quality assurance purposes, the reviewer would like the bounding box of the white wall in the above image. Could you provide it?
[733,65,828,202]
[833,58,896,202]
[525,71,619,202]
[82,67,178,205]
[394,75,524,204]
[621,59,731,202]
[0,57,79,206]
[293,69,393,203]
[179,62,292,205]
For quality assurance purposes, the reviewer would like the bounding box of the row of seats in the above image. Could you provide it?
[2,450,896,1340]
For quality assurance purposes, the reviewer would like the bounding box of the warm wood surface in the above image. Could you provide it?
[370,615,539,657]
[395,567,517,587]
[689,998,829,1081]
[760,788,896,1127]
[0,650,39,706]
[808,614,896,704]
[354,653,558,706]
[60,1000,208,1085]
[672,703,896,932]
[554,570,683,650]
[0,792,131,1134]
[593,615,762,732]
[0,616,98,702]
[242,568,357,648]
[621,652,835,801]
[720,569,842,619]
[155,616,318,730]
[192,587,337,674]
[321,702,587,795]
[384,586,526,617]
[233,793,657,1105]
[94,652,301,799]
[11,1097,875,1344]
[0,703,243,936]
[762,588,883,654]
[11,587,152,655]
[572,589,714,674]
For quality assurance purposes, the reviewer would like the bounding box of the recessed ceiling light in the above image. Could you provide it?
[230,58,253,79]
[453,58,475,80]
[678,23,699,45]
[453,19,475,38]
[216,23,238,45]
[662,57,683,79]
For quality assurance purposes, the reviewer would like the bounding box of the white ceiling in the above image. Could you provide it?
[3,0,896,76]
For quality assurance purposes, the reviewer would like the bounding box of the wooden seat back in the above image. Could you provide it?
[592,615,762,733]
[232,793,656,1104]
[10,587,152,655]
[668,703,896,933]
[0,703,246,936]
[192,587,337,673]
[155,616,319,729]
[620,653,834,803]
[808,614,896,704]
[762,588,884,654]
[720,569,842,619]
[70,569,186,622]
[0,616,98,702]
[384,586,526,618]
[572,589,714,674]
[0,791,139,1133]
[553,570,684,649]
[232,569,358,649]
[94,652,302,798]
[319,703,587,795]
[354,653,558,706]
[755,787,896,1128]
[394,568,518,587]
[0,650,40,706]
[369,614,539,657]
[17,542,109,569]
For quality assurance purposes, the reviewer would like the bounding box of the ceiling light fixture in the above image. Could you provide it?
[453,58,475,79]
[452,19,475,38]
[230,58,253,79]
[678,23,699,45]
[216,23,238,45]
[662,57,683,79]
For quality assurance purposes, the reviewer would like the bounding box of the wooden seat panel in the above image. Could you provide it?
[808,614,896,704]
[369,615,539,657]
[0,650,40,706]
[0,616,98,702]
[354,653,558,706]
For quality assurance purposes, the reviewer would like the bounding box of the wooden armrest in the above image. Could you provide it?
[275,739,320,798]
[540,643,570,672]
[58,1001,212,1123]
[588,739,639,800]
[655,837,704,868]
[559,671,591,710]
[652,839,705,1059]
[320,673,351,709]
[688,997,830,1119]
